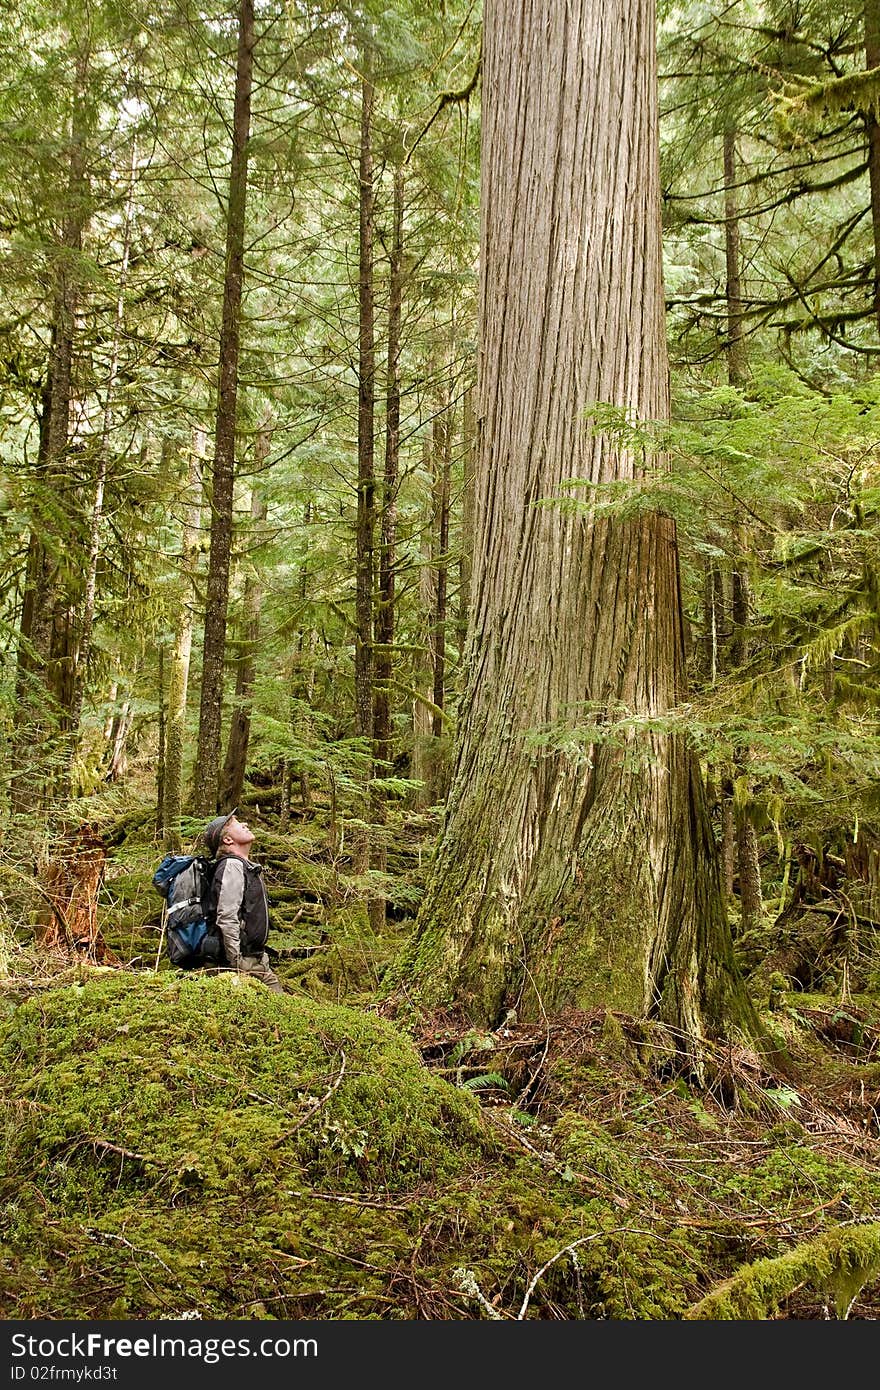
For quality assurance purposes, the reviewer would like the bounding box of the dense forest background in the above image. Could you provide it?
[2,0,880,1321]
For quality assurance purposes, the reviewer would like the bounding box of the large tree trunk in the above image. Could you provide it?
[163,430,204,849]
[399,0,757,1052]
[353,62,376,874]
[193,0,254,814]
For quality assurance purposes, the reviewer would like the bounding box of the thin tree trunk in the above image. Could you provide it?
[353,60,376,874]
[411,435,436,808]
[373,163,403,787]
[431,380,451,743]
[64,141,138,788]
[105,700,133,783]
[370,161,404,928]
[163,431,203,849]
[193,0,255,814]
[730,555,763,932]
[866,0,880,337]
[397,0,757,1054]
[282,503,316,828]
[723,130,745,386]
[220,446,269,809]
[457,384,476,657]
[724,131,762,931]
[156,644,166,836]
[13,52,90,810]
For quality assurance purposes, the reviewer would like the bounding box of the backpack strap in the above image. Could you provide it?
[166,897,201,919]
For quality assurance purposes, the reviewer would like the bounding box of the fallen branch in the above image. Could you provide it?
[271,1049,347,1146]
[517,1226,653,1319]
[685,1221,880,1319]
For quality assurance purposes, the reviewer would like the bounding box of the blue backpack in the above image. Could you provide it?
[152,854,221,968]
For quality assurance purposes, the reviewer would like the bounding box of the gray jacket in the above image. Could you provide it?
[208,854,270,966]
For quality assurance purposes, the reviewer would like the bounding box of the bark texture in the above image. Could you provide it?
[866,0,880,336]
[220,457,268,809]
[399,0,756,1049]
[193,0,254,813]
[163,431,203,848]
[353,65,375,874]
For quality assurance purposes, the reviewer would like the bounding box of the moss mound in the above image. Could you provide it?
[3,970,880,1319]
[0,973,500,1317]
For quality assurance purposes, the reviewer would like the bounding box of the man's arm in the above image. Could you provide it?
[214,858,245,966]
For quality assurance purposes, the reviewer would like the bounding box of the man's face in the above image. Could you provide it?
[223,816,255,851]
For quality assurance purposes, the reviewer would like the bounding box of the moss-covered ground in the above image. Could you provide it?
[2,798,879,1319]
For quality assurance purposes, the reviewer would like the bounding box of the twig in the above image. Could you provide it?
[285,1187,409,1212]
[673,1191,847,1231]
[517,1226,653,1319]
[485,1109,630,1208]
[271,1049,347,1146]
[88,1138,153,1165]
[84,1228,178,1280]
[154,903,167,972]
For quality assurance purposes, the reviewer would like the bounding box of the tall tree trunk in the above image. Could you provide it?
[163,431,204,849]
[431,379,451,743]
[724,133,762,934]
[220,444,269,809]
[866,0,880,337]
[64,141,138,788]
[193,0,255,814]
[156,644,166,837]
[105,700,133,783]
[370,161,404,928]
[353,61,376,874]
[730,555,763,933]
[12,53,90,810]
[281,503,316,829]
[457,384,476,657]
[397,0,757,1054]
[411,435,437,808]
[723,129,745,385]
[373,163,403,789]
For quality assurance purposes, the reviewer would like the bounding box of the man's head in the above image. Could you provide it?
[203,810,256,858]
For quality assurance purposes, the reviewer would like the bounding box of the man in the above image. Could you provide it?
[203,810,284,994]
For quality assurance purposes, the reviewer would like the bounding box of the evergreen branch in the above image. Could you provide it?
[405,49,482,166]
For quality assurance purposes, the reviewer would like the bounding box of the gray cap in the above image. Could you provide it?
[203,809,236,857]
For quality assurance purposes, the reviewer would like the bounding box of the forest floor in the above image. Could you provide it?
[1,788,879,1320]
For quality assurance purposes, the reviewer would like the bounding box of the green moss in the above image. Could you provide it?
[686,1223,880,1319]
[3,961,879,1320]
[1,973,488,1194]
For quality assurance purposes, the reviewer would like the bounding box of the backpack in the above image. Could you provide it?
[152,854,223,969]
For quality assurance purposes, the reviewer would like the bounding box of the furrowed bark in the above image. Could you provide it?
[353,59,376,875]
[193,0,254,814]
[163,430,204,849]
[371,161,404,927]
[220,447,269,810]
[398,0,758,1057]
